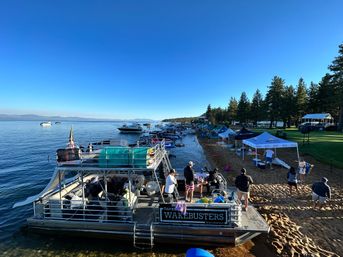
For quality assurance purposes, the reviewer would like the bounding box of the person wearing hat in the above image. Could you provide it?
[184,161,195,202]
[164,169,178,203]
[235,168,253,211]
[312,177,331,208]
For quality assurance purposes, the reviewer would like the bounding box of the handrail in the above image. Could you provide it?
[41,198,136,222]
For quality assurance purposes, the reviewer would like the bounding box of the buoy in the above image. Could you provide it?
[186,248,214,257]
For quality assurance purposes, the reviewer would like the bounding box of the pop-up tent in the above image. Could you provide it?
[218,128,236,139]
[242,132,299,165]
[234,127,258,140]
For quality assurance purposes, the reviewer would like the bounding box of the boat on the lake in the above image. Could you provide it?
[40,121,52,127]
[14,133,269,249]
[118,123,143,134]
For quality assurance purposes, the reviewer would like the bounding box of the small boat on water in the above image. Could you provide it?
[55,121,61,124]
[118,123,143,134]
[40,121,52,127]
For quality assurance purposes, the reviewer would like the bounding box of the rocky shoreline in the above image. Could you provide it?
[198,137,342,257]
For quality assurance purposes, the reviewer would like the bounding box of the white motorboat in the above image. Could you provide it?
[40,121,52,127]
[118,123,143,134]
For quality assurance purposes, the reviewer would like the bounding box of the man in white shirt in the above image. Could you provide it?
[264,149,274,169]
[164,169,178,203]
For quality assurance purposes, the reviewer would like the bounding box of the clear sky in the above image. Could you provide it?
[0,0,342,120]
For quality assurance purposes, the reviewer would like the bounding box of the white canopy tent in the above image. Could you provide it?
[218,128,236,139]
[242,132,299,166]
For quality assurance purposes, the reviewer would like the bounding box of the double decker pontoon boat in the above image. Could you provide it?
[14,134,269,249]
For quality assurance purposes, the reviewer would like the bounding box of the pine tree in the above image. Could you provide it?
[250,89,264,126]
[307,82,319,113]
[227,97,238,124]
[265,76,285,128]
[295,78,308,126]
[206,104,215,124]
[316,74,340,119]
[328,43,343,131]
[237,92,251,125]
[282,85,296,128]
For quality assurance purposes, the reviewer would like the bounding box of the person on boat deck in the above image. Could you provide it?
[205,168,220,195]
[312,177,331,209]
[264,149,274,169]
[235,168,253,211]
[164,169,178,203]
[184,161,195,202]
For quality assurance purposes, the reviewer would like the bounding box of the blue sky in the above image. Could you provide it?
[0,0,342,120]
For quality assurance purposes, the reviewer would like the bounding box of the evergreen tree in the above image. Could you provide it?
[265,76,285,128]
[307,82,319,113]
[206,104,215,124]
[295,78,308,126]
[328,43,343,131]
[250,89,264,125]
[237,92,251,125]
[227,97,238,124]
[316,74,340,119]
[282,85,296,128]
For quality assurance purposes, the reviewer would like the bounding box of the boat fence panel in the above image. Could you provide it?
[38,199,136,223]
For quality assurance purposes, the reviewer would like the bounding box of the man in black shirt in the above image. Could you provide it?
[184,161,195,202]
[235,168,253,211]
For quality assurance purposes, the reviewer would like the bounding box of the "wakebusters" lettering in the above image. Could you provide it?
[160,208,228,224]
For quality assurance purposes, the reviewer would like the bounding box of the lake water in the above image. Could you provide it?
[0,121,209,256]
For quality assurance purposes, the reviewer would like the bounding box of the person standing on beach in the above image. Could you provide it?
[298,158,307,182]
[312,177,331,209]
[184,161,195,202]
[235,168,253,211]
[287,167,299,196]
[264,149,274,169]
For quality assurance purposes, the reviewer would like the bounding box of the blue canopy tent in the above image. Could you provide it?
[242,132,300,165]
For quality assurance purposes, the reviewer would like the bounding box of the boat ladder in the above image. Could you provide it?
[133,223,154,249]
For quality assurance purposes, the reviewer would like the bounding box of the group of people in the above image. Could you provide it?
[163,161,224,203]
[162,159,331,210]
[287,164,331,208]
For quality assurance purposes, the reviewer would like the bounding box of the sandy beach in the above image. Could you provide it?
[198,137,342,257]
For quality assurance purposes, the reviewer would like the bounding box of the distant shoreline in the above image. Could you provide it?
[0,114,156,123]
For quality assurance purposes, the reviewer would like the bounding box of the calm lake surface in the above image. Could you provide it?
[0,121,209,256]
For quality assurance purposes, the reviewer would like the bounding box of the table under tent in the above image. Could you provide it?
[242,132,299,169]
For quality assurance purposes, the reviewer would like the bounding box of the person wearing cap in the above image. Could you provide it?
[164,169,178,203]
[312,177,331,208]
[235,168,253,211]
[184,161,195,202]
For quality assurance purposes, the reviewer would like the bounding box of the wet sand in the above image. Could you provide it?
[199,137,342,257]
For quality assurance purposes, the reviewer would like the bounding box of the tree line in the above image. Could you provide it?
[205,43,343,131]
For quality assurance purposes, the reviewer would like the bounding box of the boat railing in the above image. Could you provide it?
[36,198,137,223]
[57,140,167,170]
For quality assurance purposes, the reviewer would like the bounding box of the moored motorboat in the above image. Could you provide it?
[118,123,143,134]
[40,121,52,127]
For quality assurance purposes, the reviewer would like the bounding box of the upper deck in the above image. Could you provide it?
[57,139,170,173]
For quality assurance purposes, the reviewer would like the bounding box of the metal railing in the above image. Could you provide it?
[39,198,137,223]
